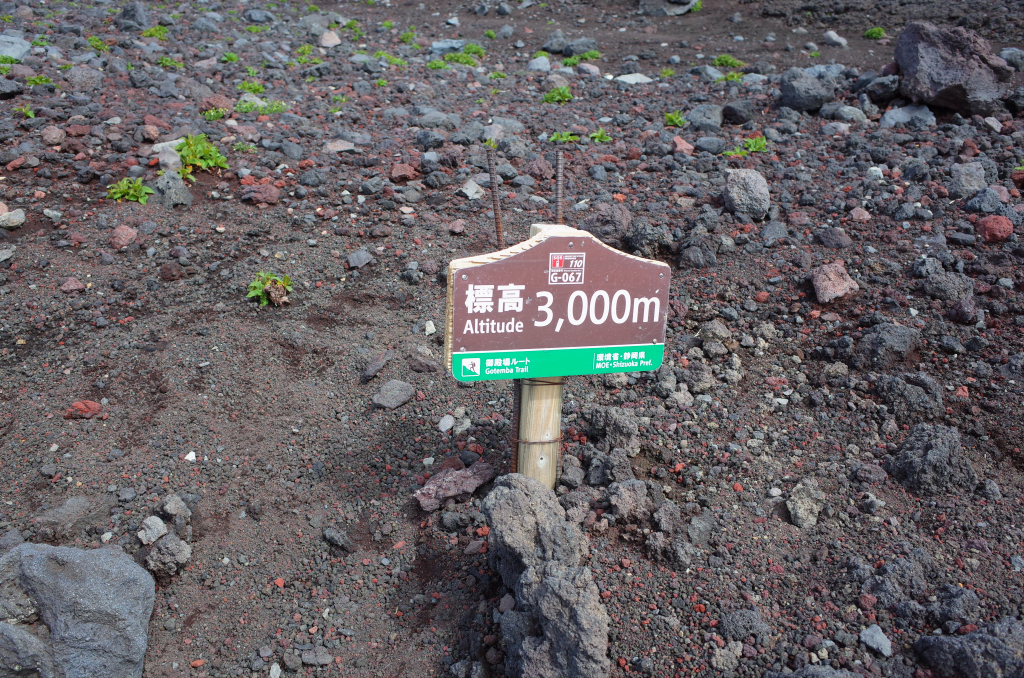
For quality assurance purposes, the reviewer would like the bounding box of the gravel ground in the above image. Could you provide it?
[0,0,1021,676]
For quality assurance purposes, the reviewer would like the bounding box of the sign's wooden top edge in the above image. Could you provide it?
[447,225,671,274]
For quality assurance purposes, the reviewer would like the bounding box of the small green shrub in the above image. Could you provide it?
[245,65,259,77]
[660,67,675,78]
[107,178,154,204]
[382,20,393,30]
[863,27,885,39]
[157,56,182,69]
[542,86,573,104]
[245,25,268,33]
[233,141,258,153]
[399,28,415,44]
[444,51,476,66]
[238,79,265,94]
[13,104,33,118]
[532,50,549,58]
[141,25,168,39]
[87,36,109,52]
[488,70,506,79]
[234,100,288,114]
[222,51,239,62]
[722,146,747,157]
[589,128,611,143]
[203,108,228,121]
[691,0,702,11]
[296,44,313,56]
[0,15,11,22]
[809,51,821,58]
[549,131,579,143]
[25,75,51,85]
[0,56,18,65]
[426,60,448,70]
[247,271,293,306]
[175,134,228,182]
[716,71,743,82]
[712,55,745,68]
[484,29,495,40]
[374,78,388,87]
[743,136,768,153]
[463,43,485,58]
[0,66,10,75]
[664,110,686,127]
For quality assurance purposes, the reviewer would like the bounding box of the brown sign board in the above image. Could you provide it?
[444,226,670,381]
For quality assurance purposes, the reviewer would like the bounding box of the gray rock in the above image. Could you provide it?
[723,169,770,220]
[323,527,353,552]
[680,359,715,393]
[586,448,635,486]
[1,543,154,678]
[579,201,632,248]
[587,406,640,456]
[370,380,415,409]
[787,478,824,528]
[851,323,921,368]
[145,533,192,578]
[430,39,465,55]
[527,56,550,72]
[414,461,495,512]
[964,188,1002,213]
[117,1,151,30]
[64,67,103,91]
[347,249,373,269]
[301,646,332,666]
[694,137,727,154]
[0,78,23,100]
[542,30,567,54]
[150,172,193,207]
[914,616,1023,678]
[876,372,945,422]
[1000,47,1024,72]
[244,8,275,23]
[137,516,167,545]
[887,424,976,496]
[0,36,30,63]
[779,67,834,111]
[685,104,724,133]
[948,163,987,199]
[817,226,853,249]
[688,65,724,82]
[924,272,973,301]
[0,622,53,677]
[505,561,611,678]
[719,609,771,641]
[481,474,586,586]
[834,105,868,123]
[880,104,936,128]
[623,217,671,258]
[32,496,111,541]
[359,176,384,195]
[607,480,651,524]
[722,100,755,124]
[766,668,860,678]
[644,531,700,568]
[929,583,980,625]
[860,624,892,656]
[687,511,716,546]
[0,530,22,552]
[563,37,598,56]
[894,21,1013,116]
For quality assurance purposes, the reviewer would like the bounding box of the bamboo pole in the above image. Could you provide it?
[516,377,564,489]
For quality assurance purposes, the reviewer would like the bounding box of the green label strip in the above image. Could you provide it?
[451,344,664,382]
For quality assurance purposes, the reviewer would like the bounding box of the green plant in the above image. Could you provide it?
[233,141,258,153]
[141,25,168,39]
[245,25,268,33]
[157,56,182,69]
[549,131,579,143]
[245,65,259,77]
[25,75,51,85]
[722,146,747,157]
[716,71,743,82]
[382,20,393,29]
[307,4,320,11]
[175,134,228,182]
[0,66,10,75]
[660,67,675,78]
[488,70,506,79]
[238,79,265,94]
[664,110,686,127]
[484,29,495,39]
[427,60,448,70]
[331,94,349,103]
[0,56,18,64]
[374,78,388,87]
[863,27,885,39]
[106,177,154,204]
[234,100,288,114]
[589,128,611,143]
[563,49,599,67]
[399,28,415,44]
[0,15,11,22]
[382,54,406,67]
[532,50,549,58]
[13,104,33,118]
[712,54,745,69]
[296,44,313,56]
[247,271,292,306]
[743,136,769,153]
[222,51,238,62]
[463,43,485,58]
[31,37,49,47]
[483,138,498,149]
[87,35,109,52]
[692,0,702,10]
[809,51,821,58]
[542,86,573,104]
[203,108,227,121]
[490,87,500,95]
[444,51,476,66]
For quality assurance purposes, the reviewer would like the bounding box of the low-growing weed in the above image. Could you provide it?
[106,177,154,204]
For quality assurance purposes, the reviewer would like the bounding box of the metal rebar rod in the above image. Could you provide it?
[486,147,504,249]
[554,151,564,225]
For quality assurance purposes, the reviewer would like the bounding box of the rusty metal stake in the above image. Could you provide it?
[486,147,504,249]
[554,151,564,225]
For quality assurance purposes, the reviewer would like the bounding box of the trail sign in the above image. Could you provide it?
[444,226,670,381]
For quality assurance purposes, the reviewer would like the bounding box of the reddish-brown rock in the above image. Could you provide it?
[672,136,694,155]
[200,94,234,112]
[810,260,860,303]
[108,224,138,250]
[975,215,1012,242]
[64,400,103,419]
[849,207,872,222]
[60,277,85,293]
[241,183,281,204]
[390,163,417,182]
[414,461,495,512]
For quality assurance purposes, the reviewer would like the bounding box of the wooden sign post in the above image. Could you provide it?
[444,225,670,488]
